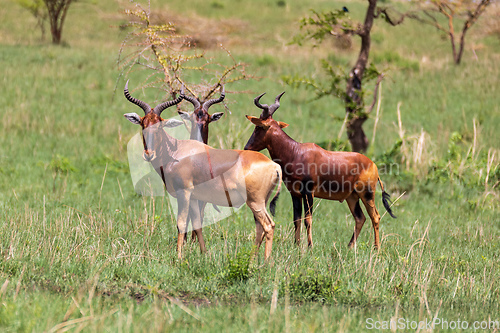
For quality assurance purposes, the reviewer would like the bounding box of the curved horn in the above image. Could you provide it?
[181,90,201,110]
[153,85,185,116]
[254,92,271,118]
[124,80,152,115]
[254,92,269,110]
[269,91,285,116]
[202,85,225,110]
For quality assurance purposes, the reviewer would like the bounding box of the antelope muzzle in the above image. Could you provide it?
[142,149,156,162]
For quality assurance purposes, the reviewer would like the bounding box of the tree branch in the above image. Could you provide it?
[375,7,419,26]
[366,74,385,115]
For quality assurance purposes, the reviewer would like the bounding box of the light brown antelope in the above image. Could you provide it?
[123,82,282,259]
[244,92,396,250]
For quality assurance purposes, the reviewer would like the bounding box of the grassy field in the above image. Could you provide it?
[0,0,499,331]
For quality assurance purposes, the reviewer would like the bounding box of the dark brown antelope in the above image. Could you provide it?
[123,82,282,259]
[179,85,225,143]
[244,92,396,249]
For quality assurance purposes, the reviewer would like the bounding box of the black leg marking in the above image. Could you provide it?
[364,187,374,201]
[292,195,302,221]
[354,201,363,220]
[292,195,302,244]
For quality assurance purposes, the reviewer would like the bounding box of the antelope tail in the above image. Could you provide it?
[378,177,397,218]
[269,169,282,217]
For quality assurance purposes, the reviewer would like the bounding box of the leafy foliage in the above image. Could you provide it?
[285,9,356,103]
[282,61,382,110]
[291,9,353,46]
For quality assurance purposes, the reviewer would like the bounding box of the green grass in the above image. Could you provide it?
[0,0,499,331]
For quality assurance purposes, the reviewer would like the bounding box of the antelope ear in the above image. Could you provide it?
[246,115,263,126]
[178,111,191,121]
[124,113,141,125]
[164,119,184,128]
[210,112,224,122]
[246,115,270,129]
[278,121,289,129]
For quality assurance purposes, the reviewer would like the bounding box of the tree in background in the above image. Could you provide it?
[44,0,74,44]
[411,0,492,65]
[118,1,252,109]
[17,0,75,44]
[286,1,407,153]
[17,0,48,41]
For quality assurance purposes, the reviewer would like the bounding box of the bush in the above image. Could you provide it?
[285,269,338,302]
[222,248,253,283]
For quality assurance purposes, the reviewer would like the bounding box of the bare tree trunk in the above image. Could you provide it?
[457,0,491,65]
[44,0,73,45]
[50,20,62,44]
[345,0,377,153]
[456,32,466,65]
[347,118,369,153]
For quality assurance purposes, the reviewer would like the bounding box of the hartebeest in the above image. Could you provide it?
[123,82,282,259]
[244,92,396,249]
[179,85,225,143]
[179,86,225,240]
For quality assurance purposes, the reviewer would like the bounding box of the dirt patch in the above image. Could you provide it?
[98,283,213,307]
[149,10,249,49]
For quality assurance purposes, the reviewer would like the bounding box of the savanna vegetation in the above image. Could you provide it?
[0,0,499,331]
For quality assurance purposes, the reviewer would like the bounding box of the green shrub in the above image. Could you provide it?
[222,248,253,283]
[286,269,337,302]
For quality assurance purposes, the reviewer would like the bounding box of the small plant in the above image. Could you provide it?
[285,268,336,302]
[222,248,252,283]
[447,131,463,160]
[374,139,404,171]
[210,1,224,9]
[48,154,77,193]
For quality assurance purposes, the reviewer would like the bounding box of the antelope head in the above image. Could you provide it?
[244,92,288,151]
[178,85,225,143]
[123,81,184,162]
